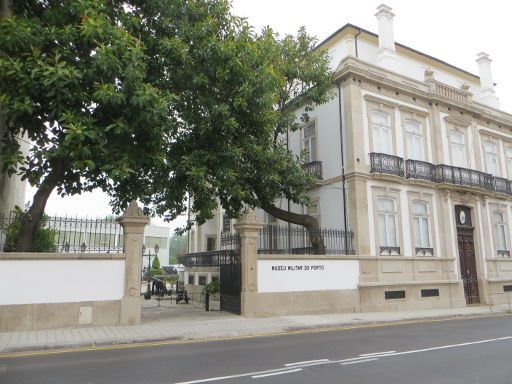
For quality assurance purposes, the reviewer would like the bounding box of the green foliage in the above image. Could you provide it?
[205,279,220,294]
[152,255,161,269]
[1,1,332,237]
[3,206,56,252]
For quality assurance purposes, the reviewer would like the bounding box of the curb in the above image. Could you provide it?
[1,310,509,356]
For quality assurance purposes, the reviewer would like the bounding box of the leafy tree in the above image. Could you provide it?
[0,0,332,253]
[3,206,56,252]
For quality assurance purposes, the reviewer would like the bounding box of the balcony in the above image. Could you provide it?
[406,159,436,182]
[372,154,512,196]
[370,153,404,177]
[435,165,494,192]
[494,177,512,195]
[302,161,323,180]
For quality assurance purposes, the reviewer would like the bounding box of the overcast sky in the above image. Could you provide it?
[26,0,512,231]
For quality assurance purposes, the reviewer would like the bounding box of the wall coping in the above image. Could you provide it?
[359,280,460,287]
[0,252,126,260]
[258,254,456,261]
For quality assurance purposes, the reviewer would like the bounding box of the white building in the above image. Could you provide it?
[187,4,512,311]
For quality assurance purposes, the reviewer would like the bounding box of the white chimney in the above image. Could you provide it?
[476,52,500,109]
[375,4,397,68]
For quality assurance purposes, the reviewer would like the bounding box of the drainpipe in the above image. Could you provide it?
[337,81,349,252]
[354,28,361,58]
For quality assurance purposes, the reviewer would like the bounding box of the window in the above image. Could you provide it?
[492,211,508,255]
[198,275,207,286]
[188,274,195,285]
[412,202,431,253]
[206,236,216,251]
[372,111,392,154]
[303,122,317,162]
[405,120,424,160]
[505,147,512,179]
[484,141,500,176]
[378,198,398,248]
[144,236,167,250]
[449,131,467,168]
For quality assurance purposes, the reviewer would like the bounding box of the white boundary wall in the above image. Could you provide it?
[258,259,359,293]
[0,259,125,305]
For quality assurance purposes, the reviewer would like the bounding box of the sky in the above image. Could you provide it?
[25,0,512,231]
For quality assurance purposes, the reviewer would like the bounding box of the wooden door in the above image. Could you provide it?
[457,231,480,304]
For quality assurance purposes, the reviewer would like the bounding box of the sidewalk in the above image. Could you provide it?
[1,303,510,354]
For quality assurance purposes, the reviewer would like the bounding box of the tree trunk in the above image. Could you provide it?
[0,0,11,19]
[261,203,326,254]
[15,159,65,251]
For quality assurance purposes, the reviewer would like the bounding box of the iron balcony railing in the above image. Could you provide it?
[302,161,323,180]
[181,250,240,268]
[494,177,512,195]
[435,164,494,191]
[405,159,436,182]
[373,154,512,196]
[370,153,404,177]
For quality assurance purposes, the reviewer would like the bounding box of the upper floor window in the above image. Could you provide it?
[372,111,392,154]
[377,197,398,248]
[484,141,500,176]
[505,147,512,179]
[303,122,317,162]
[412,201,431,252]
[449,131,467,168]
[222,214,230,233]
[405,120,424,161]
[492,211,508,254]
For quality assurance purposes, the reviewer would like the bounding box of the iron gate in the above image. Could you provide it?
[220,263,241,314]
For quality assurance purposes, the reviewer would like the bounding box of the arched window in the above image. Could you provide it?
[377,197,398,247]
[412,201,431,251]
[492,211,508,254]
[405,120,424,160]
[449,130,466,168]
[483,141,499,176]
[372,111,392,154]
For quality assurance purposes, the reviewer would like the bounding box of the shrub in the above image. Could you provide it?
[3,206,56,252]
[206,279,220,294]
[152,255,161,269]
[150,268,164,277]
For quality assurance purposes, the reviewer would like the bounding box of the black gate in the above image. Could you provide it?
[220,263,241,315]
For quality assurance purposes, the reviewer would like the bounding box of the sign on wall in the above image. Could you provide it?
[257,259,359,293]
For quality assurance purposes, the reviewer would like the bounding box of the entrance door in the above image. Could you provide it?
[455,206,480,304]
[220,263,241,315]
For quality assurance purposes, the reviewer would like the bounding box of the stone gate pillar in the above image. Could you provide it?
[117,200,149,324]
[234,208,263,316]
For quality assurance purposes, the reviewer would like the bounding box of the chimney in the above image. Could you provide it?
[375,4,397,68]
[476,52,500,109]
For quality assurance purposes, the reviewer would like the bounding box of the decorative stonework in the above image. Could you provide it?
[238,208,260,225]
[444,115,471,127]
[424,67,435,81]
[122,200,144,218]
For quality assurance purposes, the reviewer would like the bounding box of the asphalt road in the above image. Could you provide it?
[2,314,512,384]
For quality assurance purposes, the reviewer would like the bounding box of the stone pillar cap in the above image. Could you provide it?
[476,52,491,63]
[375,4,394,18]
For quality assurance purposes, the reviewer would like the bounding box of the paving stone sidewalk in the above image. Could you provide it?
[1,303,510,354]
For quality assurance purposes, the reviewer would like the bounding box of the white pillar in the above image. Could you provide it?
[476,52,500,109]
[375,4,398,69]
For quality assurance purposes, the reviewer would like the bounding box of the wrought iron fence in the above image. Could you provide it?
[0,214,124,253]
[258,225,355,255]
[494,177,512,195]
[370,153,404,177]
[302,161,323,180]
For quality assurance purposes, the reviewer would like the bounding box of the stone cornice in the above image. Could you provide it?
[334,57,512,130]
